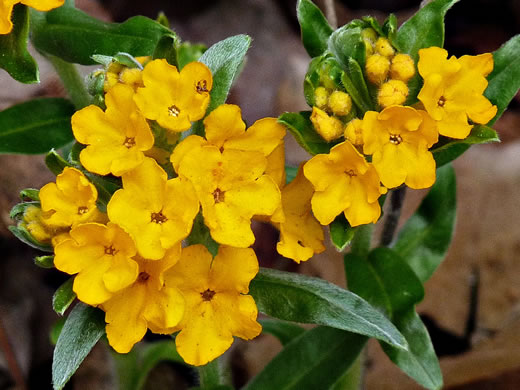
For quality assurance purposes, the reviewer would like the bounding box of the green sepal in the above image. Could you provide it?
[284,165,299,185]
[31,7,174,65]
[362,16,383,37]
[259,318,306,346]
[382,14,398,44]
[343,57,374,114]
[152,35,179,67]
[0,4,39,83]
[52,303,105,390]
[432,125,499,167]
[45,149,72,175]
[156,11,169,28]
[35,255,55,269]
[9,225,53,252]
[250,267,408,349]
[177,42,207,69]
[296,0,333,58]
[186,213,219,257]
[393,164,456,282]
[19,188,40,201]
[53,278,77,316]
[243,326,366,390]
[9,200,39,220]
[485,34,520,125]
[278,111,339,156]
[329,214,356,251]
[0,98,75,155]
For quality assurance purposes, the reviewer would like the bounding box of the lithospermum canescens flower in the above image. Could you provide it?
[1,0,64,35]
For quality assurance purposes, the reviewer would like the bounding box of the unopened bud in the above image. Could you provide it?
[344,119,364,146]
[314,87,329,109]
[390,54,416,82]
[375,37,395,58]
[365,54,390,85]
[328,91,352,116]
[311,107,344,142]
[361,28,378,44]
[378,79,409,108]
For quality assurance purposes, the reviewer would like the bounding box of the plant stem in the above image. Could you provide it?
[0,316,27,390]
[197,358,222,388]
[379,187,407,247]
[47,54,91,109]
[350,223,374,258]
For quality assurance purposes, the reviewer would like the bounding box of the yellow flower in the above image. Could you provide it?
[39,167,104,228]
[276,165,325,263]
[365,54,390,85]
[390,53,415,82]
[134,59,212,133]
[328,90,352,116]
[54,223,138,306]
[314,86,329,109]
[344,118,364,147]
[102,246,184,353]
[174,143,281,247]
[107,158,199,260]
[165,245,261,366]
[362,106,438,189]
[72,84,154,176]
[104,56,149,92]
[378,79,409,108]
[310,106,344,142]
[375,37,395,58]
[417,46,497,139]
[1,0,64,35]
[304,141,386,226]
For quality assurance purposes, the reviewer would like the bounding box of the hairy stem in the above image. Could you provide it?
[380,187,407,247]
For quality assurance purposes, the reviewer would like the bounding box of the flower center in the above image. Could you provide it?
[437,96,446,107]
[138,272,150,283]
[201,288,216,301]
[168,105,180,117]
[213,188,225,203]
[345,169,357,177]
[196,80,209,93]
[123,137,136,149]
[104,245,118,256]
[151,211,168,224]
[77,206,89,215]
[389,134,403,145]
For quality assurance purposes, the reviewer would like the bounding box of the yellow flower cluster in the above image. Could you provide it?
[1,0,64,35]
[305,46,497,228]
[21,58,326,365]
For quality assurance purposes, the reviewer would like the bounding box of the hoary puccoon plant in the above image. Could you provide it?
[2,0,520,388]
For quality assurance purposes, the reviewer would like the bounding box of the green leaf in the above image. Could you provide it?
[177,42,207,69]
[0,99,75,154]
[19,188,40,201]
[343,58,373,114]
[278,111,338,155]
[383,14,398,43]
[9,200,38,220]
[243,326,366,390]
[53,278,76,316]
[485,35,520,124]
[393,164,456,282]
[45,149,72,175]
[0,4,38,83]
[52,303,105,390]
[198,35,251,114]
[35,255,55,269]
[9,225,53,252]
[250,267,407,349]
[296,0,333,58]
[381,309,443,390]
[259,318,305,345]
[396,0,460,61]
[50,317,66,346]
[152,35,179,67]
[284,165,298,184]
[32,7,174,65]
[328,24,365,70]
[187,213,219,257]
[432,125,500,167]
[329,214,356,251]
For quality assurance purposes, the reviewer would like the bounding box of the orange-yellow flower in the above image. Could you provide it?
[276,165,325,263]
[54,223,138,306]
[134,59,212,132]
[362,105,438,189]
[101,246,184,353]
[310,106,344,142]
[104,56,149,92]
[304,141,386,227]
[107,158,199,260]
[165,245,261,366]
[417,46,497,139]
[39,167,105,228]
[1,0,64,35]
[72,84,154,176]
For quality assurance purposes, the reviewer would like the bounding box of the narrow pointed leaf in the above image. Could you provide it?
[297,0,333,57]
[52,303,105,390]
[0,99,75,154]
[53,278,76,316]
[243,326,366,390]
[9,225,53,252]
[329,214,356,251]
[250,267,408,349]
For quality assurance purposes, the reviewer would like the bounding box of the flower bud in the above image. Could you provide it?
[377,79,409,108]
[361,28,378,44]
[365,54,390,85]
[310,107,344,142]
[328,91,352,116]
[21,205,52,243]
[344,118,364,146]
[375,37,395,58]
[314,86,329,109]
[390,53,416,82]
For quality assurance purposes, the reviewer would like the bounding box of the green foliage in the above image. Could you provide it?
[393,164,456,282]
[0,4,38,83]
[243,326,366,390]
[341,59,373,114]
[8,225,53,252]
[31,7,174,65]
[45,149,72,175]
[328,24,365,70]
[19,188,40,201]
[485,34,520,124]
[53,278,76,316]
[278,111,339,155]
[177,42,207,69]
[35,255,55,269]
[52,303,105,390]
[250,267,408,349]
[259,318,305,345]
[152,35,179,67]
[0,99,75,154]
[296,0,333,58]
[329,214,356,251]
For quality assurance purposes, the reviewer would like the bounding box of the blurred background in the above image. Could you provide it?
[1,0,520,388]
